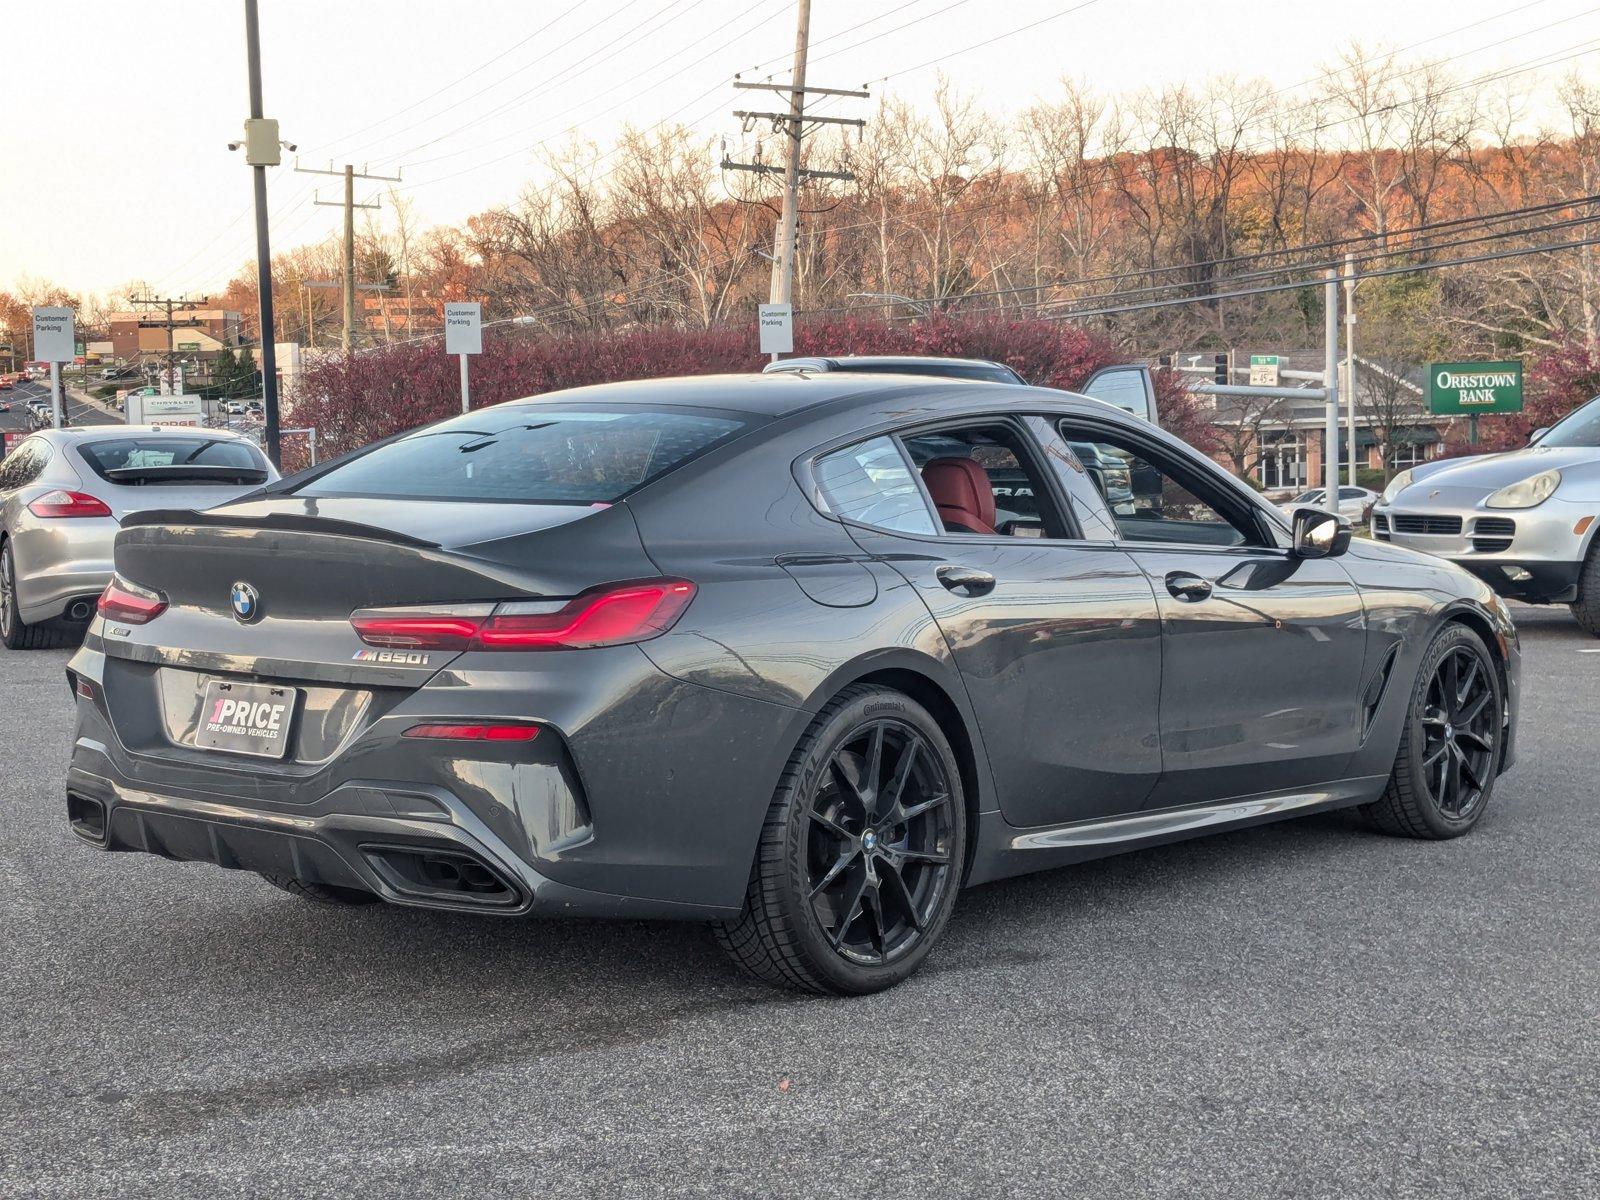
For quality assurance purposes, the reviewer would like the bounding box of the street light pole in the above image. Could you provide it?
[1344,251,1357,486]
[243,0,282,466]
[1323,269,1341,504]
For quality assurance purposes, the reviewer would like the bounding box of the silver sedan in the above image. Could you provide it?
[1,426,276,649]
[1371,394,1600,634]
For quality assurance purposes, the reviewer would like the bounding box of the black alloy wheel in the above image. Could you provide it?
[805,718,956,965]
[715,685,967,994]
[1418,645,1497,820]
[1364,623,1502,839]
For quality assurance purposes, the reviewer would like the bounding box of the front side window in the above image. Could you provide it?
[1059,422,1257,548]
[298,406,746,504]
[1080,367,1153,421]
[814,436,937,535]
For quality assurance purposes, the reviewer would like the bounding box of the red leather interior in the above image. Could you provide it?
[922,457,996,535]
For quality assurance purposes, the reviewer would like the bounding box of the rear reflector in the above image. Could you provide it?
[352,579,695,651]
[96,575,167,625]
[402,723,540,742]
[28,489,112,519]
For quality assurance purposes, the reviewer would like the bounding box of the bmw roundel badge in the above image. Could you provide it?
[230,581,262,624]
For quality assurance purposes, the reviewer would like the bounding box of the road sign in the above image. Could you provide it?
[31,307,74,362]
[1248,354,1280,387]
[1428,361,1524,415]
[758,304,793,355]
[445,303,482,355]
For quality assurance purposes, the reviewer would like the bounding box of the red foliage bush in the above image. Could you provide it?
[282,314,1182,470]
[1439,338,1600,456]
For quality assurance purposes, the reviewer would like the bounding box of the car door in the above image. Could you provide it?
[814,419,1163,830]
[1057,416,1368,810]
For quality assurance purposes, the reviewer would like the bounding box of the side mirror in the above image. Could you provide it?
[1529,427,1549,446]
[1291,506,1352,559]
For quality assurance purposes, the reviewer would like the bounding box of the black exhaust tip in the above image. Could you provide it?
[360,845,519,907]
[66,598,95,622]
[67,793,107,843]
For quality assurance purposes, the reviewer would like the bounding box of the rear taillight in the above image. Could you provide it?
[348,605,492,650]
[402,723,540,742]
[97,575,167,625]
[350,579,696,652]
[29,490,112,519]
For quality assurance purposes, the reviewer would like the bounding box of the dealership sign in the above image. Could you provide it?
[1428,361,1524,415]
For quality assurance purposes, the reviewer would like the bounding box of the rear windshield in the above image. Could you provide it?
[296,406,748,504]
[78,437,267,480]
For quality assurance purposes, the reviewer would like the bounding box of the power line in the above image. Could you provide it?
[805,193,1600,318]
[1038,232,1600,322]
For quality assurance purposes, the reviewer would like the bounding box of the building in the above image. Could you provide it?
[106,308,244,362]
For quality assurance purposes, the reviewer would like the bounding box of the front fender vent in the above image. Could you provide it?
[1361,643,1401,742]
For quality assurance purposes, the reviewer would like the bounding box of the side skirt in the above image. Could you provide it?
[965,775,1389,887]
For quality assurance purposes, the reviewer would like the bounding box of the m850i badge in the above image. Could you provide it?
[352,649,432,665]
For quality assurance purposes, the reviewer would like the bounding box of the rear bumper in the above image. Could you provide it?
[66,752,722,919]
[65,641,809,919]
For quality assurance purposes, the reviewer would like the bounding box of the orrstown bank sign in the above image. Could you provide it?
[1428,360,1525,415]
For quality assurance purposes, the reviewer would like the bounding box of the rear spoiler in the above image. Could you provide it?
[117,508,441,549]
[105,465,270,486]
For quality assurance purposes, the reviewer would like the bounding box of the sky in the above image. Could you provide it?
[3,0,1596,299]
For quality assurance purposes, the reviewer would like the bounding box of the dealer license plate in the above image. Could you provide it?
[194,680,297,759]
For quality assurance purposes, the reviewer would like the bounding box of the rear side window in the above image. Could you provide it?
[297,407,746,504]
[0,440,50,490]
[814,436,938,535]
[78,437,265,481]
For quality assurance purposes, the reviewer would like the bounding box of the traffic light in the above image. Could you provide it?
[1213,353,1228,384]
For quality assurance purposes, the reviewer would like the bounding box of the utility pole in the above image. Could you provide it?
[127,295,207,396]
[723,2,867,307]
[296,161,401,351]
[1324,269,1341,504]
[1343,251,1358,487]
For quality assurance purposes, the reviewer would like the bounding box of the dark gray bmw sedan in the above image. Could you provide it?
[65,374,1520,994]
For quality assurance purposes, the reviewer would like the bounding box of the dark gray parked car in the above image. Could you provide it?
[66,374,1520,994]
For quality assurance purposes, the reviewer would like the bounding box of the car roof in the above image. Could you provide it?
[498,371,971,419]
[765,355,1015,372]
[32,425,256,442]
[499,371,1137,430]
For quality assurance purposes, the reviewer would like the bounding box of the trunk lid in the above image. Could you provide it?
[107,496,657,686]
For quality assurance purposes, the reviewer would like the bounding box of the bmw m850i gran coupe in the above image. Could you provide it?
[65,373,1519,993]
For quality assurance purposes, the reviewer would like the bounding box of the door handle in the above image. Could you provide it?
[1165,571,1213,602]
[936,565,996,596]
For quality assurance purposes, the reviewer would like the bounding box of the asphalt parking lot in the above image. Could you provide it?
[2,606,1596,1198]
